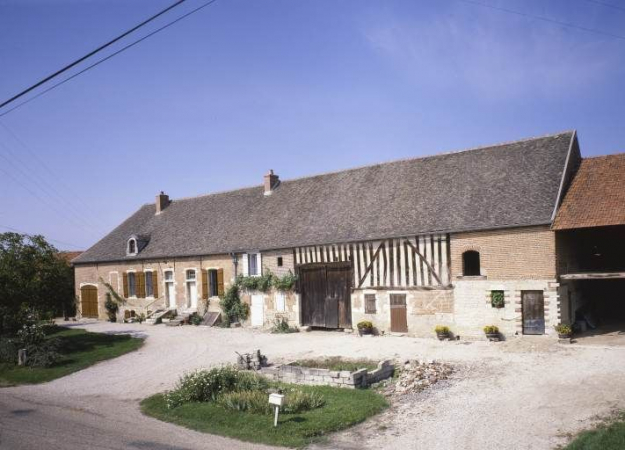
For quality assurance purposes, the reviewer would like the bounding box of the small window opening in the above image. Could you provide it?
[128,238,137,255]
[365,294,376,314]
[462,250,481,276]
[277,256,283,267]
[491,290,504,308]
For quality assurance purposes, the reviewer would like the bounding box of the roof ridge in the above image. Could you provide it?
[166,130,575,204]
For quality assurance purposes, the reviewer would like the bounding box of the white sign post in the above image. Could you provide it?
[268,393,284,427]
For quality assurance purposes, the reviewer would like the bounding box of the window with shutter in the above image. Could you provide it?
[128,272,137,297]
[217,268,224,296]
[365,294,377,314]
[208,269,219,297]
[145,271,154,297]
[122,273,129,297]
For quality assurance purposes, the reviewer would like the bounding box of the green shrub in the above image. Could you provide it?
[217,388,325,415]
[15,324,60,367]
[220,285,249,327]
[555,324,573,335]
[0,338,18,364]
[236,272,273,293]
[491,290,505,308]
[434,325,450,334]
[104,294,118,322]
[483,325,499,334]
[165,366,268,409]
[272,271,297,292]
[271,317,298,334]
[357,320,373,330]
[189,313,203,326]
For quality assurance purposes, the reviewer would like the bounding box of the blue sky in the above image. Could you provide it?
[1,0,624,250]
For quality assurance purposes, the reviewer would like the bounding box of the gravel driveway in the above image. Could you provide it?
[1,322,625,450]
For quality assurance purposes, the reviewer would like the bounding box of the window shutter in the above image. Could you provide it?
[217,268,224,296]
[241,253,248,276]
[137,272,146,298]
[122,272,129,298]
[152,271,159,298]
[202,270,209,300]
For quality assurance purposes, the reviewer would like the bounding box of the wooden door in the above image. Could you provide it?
[390,293,408,332]
[81,285,98,318]
[327,264,352,328]
[522,290,545,335]
[299,263,352,329]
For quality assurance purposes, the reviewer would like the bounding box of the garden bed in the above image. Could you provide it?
[141,383,387,448]
[262,358,394,389]
[0,326,143,386]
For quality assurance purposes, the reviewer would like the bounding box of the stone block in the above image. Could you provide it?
[340,371,351,378]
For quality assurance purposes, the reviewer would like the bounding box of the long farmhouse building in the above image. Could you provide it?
[72,131,625,337]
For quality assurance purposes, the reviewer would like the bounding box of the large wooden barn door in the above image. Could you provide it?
[81,285,98,318]
[299,263,352,329]
[522,291,545,335]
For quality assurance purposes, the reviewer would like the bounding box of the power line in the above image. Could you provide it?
[455,0,625,41]
[0,0,219,118]
[0,0,187,110]
[0,224,83,249]
[581,0,625,13]
[0,139,104,235]
[0,120,108,230]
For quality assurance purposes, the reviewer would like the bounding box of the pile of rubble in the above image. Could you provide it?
[382,359,453,396]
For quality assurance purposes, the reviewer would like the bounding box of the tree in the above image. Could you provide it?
[0,232,74,335]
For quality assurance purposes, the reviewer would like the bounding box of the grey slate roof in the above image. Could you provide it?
[73,131,575,264]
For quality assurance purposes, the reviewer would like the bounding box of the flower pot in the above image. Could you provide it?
[436,332,449,341]
[558,333,572,339]
[358,328,373,336]
[485,332,500,342]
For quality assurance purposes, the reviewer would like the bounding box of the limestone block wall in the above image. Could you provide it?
[453,279,560,336]
[351,289,454,336]
[260,249,295,277]
[260,360,394,389]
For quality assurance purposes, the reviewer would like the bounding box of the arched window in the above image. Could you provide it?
[462,250,481,276]
[127,238,137,255]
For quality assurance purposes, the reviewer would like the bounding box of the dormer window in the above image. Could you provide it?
[127,238,138,256]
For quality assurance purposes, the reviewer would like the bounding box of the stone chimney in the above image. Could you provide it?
[155,191,170,214]
[264,170,280,196]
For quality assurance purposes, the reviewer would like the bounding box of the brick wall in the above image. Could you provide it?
[450,226,556,280]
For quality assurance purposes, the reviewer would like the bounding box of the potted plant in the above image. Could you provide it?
[483,325,500,341]
[554,324,573,339]
[434,325,450,341]
[357,320,374,336]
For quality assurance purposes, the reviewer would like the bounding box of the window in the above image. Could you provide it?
[462,250,481,276]
[365,294,376,314]
[186,270,196,281]
[208,269,219,297]
[275,292,286,311]
[491,290,504,308]
[128,272,137,297]
[277,256,283,267]
[248,253,260,276]
[145,271,154,297]
[164,270,173,281]
[127,238,137,255]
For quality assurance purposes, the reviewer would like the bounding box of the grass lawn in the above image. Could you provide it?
[290,356,378,372]
[141,384,388,448]
[564,413,625,450]
[0,326,143,386]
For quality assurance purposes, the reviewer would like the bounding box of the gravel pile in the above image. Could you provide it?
[383,359,454,396]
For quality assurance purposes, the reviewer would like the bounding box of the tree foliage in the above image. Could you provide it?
[0,232,75,335]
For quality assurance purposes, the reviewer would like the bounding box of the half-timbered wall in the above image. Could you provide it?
[293,234,451,289]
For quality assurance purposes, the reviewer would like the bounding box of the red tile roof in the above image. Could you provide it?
[553,153,625,230]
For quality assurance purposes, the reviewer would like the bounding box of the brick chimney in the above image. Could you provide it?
[264,170,280,196]
[155,191,170,214]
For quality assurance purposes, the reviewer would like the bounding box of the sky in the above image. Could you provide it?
[0,0,624,251]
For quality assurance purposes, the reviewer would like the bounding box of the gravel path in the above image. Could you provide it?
[1,322,625,450]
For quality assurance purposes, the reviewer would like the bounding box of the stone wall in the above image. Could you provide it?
[351,289,454,336]
[260,360,394,389]
[239,289,299,328]
[74,254,235,320]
